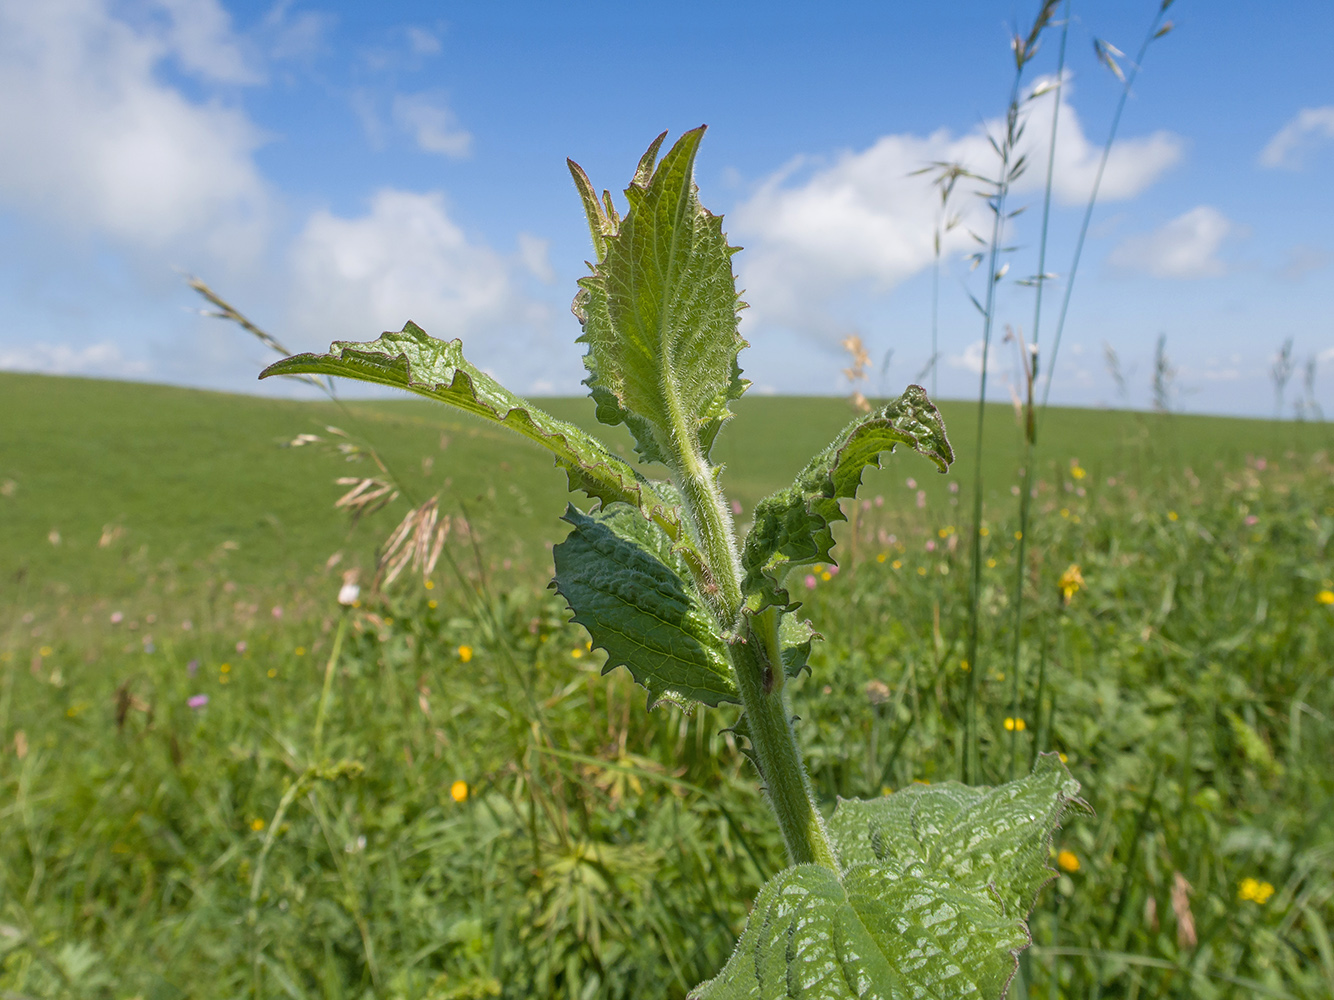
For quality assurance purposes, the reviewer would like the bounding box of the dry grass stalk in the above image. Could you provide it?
[377,497,450,589]
[842,334,873,413]
[1171,871,1197,949]
[335,477,399,524]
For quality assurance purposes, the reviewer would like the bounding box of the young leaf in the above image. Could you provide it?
[690,756,1083,1000]
[552,503,737,709]
[570,127,749,466]
[778,612,818,679]
[260,323,683,537]
[740,386,953,613]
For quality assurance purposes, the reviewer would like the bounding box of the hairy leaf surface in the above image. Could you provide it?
[552,503,736,709]
[690,757,1083,1000]
[740,386,953,612]
[260,323,682,534]
[570,127,748,465]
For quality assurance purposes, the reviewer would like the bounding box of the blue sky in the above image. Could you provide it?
[1,0,1331,416]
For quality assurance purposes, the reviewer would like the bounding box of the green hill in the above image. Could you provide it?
[3,370,1328,613]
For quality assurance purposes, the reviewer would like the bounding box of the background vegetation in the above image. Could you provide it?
[2,371,1331,999]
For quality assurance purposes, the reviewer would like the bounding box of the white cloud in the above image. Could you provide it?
[153,0,261,84]
[948,340,988,375]
[0,0,270,262]
[262,1,335,62]
[1259,107,1334,170]
[517,232,555,284]
[0,340,150,377]
[287,189,546,351]
[406,26,441,55]
[1107,206,1235,279]
[732,83,1183,336]
[392,92,472,158]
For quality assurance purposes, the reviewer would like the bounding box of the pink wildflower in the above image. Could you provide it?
[188,694,209,709]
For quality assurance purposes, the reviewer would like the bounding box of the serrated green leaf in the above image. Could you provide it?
[691,757,1083,1000]
[260,323,682,536]
[828,754,1086,917]
[551,503,736,709]
[569,127,748,466]
[740,386,953,612]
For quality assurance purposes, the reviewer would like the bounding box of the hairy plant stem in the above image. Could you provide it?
[668,396,837,870]
[733,610,839,870]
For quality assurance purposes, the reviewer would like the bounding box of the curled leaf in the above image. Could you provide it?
[740,386,953,613]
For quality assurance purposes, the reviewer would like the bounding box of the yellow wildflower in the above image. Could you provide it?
[457,645,473,663]
[820,571,832,581]
[1057,850,1080,872]
[892,560,902,570]
[1059,564,1084,604]
[1070,464,1087,480]
[1317,590,1334,605]
[571,648,583,659]
[876,552,887,563]
[424,579,435,590]
[450,780,469,803]
[39,646,53,657]
[1238,877,1275,904]
[1003,717,1026,732]
[250,818,265,832]
[267,668,276,678]
[294,646,306,656]
[1167,510,1179,521]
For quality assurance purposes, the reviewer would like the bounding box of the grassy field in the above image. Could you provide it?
[1,372,1333,999]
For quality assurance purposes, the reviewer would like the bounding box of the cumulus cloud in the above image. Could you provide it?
[1107,206,1235,279]
[1259,107,1334,170]
[392,92,472,158]
[732,82,1183,336]
[287,189,547,352]
[0,340,151,377]
[0,0,270,262]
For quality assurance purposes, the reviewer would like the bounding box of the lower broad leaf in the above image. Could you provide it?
[690,756,1085,1000]
[552,503,736,709]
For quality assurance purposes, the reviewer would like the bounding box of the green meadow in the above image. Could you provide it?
[2,371,1333,998]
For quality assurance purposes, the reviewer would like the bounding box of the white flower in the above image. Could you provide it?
[338,582,360,606]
